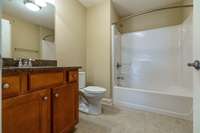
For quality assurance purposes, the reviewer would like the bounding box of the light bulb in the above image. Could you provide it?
[25,2,40,12]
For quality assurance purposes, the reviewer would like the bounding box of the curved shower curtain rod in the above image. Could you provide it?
[42,34,54,40]
[113,4,193,24]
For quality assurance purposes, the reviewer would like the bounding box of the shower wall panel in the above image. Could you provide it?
[120,16,193,91]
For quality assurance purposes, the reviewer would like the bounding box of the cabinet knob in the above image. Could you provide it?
[55,93,59,98]
[2,83,10,89]
[43,96,48,101]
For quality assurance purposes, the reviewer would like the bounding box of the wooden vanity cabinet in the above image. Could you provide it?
[69,83,79,125]
[29,71,65,91]
[52,71,79,133]
[3,89,51,133]
[2,68,80,133]
[52,85,75,133]
[66,70,79,125]
[2,74,21,99]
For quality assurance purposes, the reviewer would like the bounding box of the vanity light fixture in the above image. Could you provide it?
[35,0,47,7]
[24,0,41,12]
[46,0,55,5]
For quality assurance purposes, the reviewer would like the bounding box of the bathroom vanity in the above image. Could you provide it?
[2,1,79,132]
[2,66,80,133]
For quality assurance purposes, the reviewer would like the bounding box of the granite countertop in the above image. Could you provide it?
[2,66,82,73]
[2,58,81,74]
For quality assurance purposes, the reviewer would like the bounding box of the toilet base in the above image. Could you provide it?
[79,87,106,115]
[79,103,89,114]
[79,100,103,115]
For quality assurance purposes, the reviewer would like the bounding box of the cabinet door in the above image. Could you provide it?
[3,89,51,133]
[69,83,79,125]
[52,85,75,133]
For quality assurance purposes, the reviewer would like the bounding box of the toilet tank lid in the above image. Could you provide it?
[84,86,106,93]
[79,72,85,75]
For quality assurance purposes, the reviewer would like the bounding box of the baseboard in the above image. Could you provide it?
[101,98,113,106]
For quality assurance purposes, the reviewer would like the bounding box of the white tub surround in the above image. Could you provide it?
[113,86,193,120]
[112,14,193,121]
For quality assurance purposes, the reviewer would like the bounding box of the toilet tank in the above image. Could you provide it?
[79,72,86,89]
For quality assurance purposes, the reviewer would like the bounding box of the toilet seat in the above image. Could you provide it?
[83,86,106,94]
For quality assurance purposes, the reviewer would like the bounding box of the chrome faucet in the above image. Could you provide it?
[18,58,23,67]
[23,59,28,67]
[18,58,34,67]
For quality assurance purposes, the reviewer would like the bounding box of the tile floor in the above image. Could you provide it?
[75,105,193,133]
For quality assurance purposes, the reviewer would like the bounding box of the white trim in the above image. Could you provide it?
[193,0,200,132]
[101,98,113,106]
[114,101,193,121]
[114,86,193,98]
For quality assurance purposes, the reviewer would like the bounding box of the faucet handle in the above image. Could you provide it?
[18,58,23,67]
[28,58,35,67]
[28,58,33,67]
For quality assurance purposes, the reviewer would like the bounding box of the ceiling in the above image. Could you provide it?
[112,0,186,17]
[78,0,103,8]
[3,0,188,28]
[3,0,55,29]
[79,0,186,17]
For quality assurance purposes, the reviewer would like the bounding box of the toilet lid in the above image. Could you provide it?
[84,86,106,94]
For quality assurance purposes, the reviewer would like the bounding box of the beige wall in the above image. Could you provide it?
[120,8,183,33]
[182,0,193,20]
[55,0,86,70]
[86,0,111,98]
[111,2,119,24]
[0,1,1,18]
[55,0,112,98]
[3,13,54,59]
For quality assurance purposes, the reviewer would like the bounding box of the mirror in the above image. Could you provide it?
[1,0,55,60]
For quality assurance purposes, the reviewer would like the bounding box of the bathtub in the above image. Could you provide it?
[113,86,193,120]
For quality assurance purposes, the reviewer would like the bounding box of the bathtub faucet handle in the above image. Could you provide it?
[188,60,200,70]
[117,77,124,80]
[116,63,122,69]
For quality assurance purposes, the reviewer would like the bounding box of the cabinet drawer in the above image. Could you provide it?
[29,72,64,91]
[2,75,21,99]
[68,71,78,83]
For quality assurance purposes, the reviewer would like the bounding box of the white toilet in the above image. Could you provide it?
[79,72,106,115]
